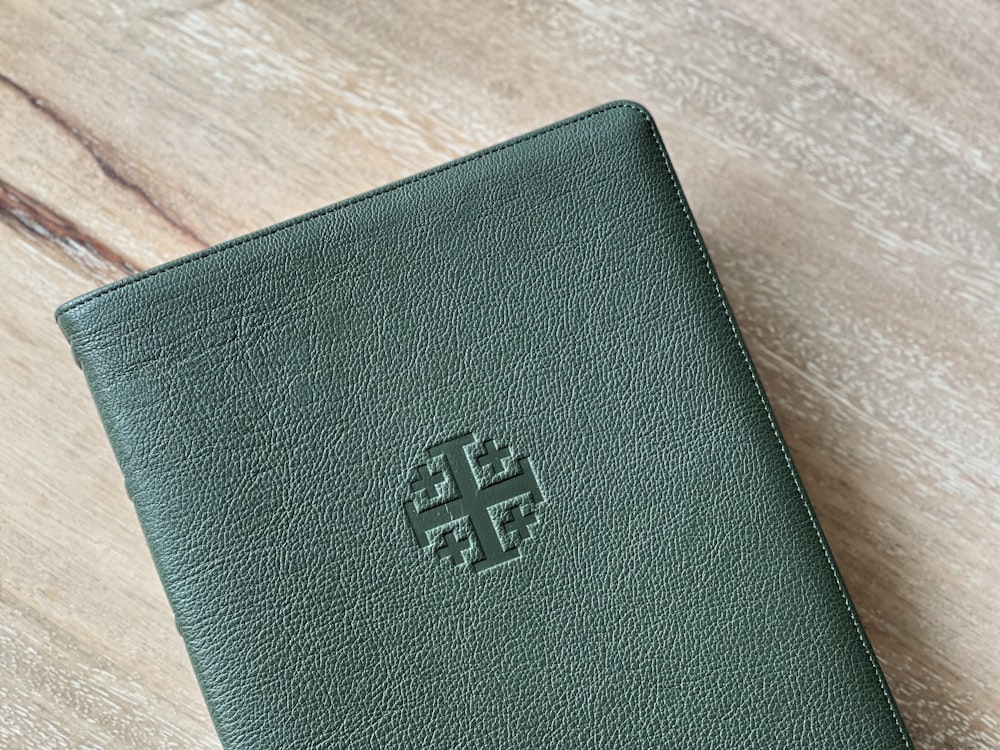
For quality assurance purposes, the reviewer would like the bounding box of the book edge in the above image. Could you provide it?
[53,100,643,326]
[632,108,914,747]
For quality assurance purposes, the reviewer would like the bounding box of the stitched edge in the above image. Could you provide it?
[55,101,633,320]
[623,103,913,747]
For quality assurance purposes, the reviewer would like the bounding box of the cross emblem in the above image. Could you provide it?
[477,438,512,477]
[435,530,471,566]
[503,504,538,541]
[409,463,445,502]
[404,433,544,574]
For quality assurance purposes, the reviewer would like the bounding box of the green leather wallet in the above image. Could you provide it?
[56,101,913,749]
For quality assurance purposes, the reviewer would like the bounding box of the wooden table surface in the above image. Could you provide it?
[2,1,997,747]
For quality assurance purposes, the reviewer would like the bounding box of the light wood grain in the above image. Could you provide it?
[1,1,997,747]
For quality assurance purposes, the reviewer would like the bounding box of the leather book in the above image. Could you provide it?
[56,101,913,749]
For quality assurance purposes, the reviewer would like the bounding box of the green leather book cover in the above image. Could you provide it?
[56,101,913,749]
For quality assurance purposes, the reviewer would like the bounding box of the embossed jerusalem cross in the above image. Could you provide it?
[404,433,544,573]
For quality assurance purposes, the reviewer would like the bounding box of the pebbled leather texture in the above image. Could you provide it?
[56,101,913,749]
